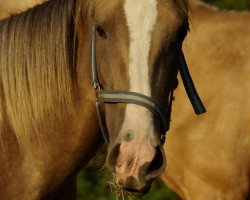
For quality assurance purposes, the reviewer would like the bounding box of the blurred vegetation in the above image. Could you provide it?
[77,167,180,200]
[203,0,250,10]
[76,145,180,200]
[77,1,249,200]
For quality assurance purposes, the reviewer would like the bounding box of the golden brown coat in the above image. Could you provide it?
[161,1,250,199]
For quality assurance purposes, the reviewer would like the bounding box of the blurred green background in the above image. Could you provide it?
[203,0,250,10]
[77,1,249,200]
[77,148,180,200]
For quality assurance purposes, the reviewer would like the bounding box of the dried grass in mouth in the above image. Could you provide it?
[108,180,138,200]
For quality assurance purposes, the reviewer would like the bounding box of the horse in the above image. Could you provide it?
[0,0,203,199]
[161,0,250,199]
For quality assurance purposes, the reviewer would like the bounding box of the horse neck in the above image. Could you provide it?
[0,2,103,198]
[189,0,218,20]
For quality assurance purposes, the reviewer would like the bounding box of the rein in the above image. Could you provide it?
[90,27,206,144]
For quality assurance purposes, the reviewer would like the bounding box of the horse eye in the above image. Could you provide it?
[96,25,107,39]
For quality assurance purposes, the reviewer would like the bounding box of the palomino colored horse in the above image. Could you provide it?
[161,0,250,199]
[0,0,203,199]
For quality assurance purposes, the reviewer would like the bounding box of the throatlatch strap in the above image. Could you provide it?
[180,52,206,115]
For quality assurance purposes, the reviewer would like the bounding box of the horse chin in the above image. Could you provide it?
[123,184,152,196]
[112,173,153,196]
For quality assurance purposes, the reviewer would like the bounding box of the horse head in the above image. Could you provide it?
[77,0,190,195]
[0,0,205,198]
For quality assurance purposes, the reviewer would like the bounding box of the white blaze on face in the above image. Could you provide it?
[124,0,158,96]
[122,0,158,140]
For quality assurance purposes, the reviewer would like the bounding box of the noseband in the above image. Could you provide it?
[90,27,206,144]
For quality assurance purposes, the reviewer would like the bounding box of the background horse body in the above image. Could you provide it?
[0,0,191,199]
[162,1,250,199]
[0,0,47,19]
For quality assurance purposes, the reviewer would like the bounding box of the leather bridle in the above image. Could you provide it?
[90,27,206,144]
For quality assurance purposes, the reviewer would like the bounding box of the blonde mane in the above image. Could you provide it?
[0,0,78,149]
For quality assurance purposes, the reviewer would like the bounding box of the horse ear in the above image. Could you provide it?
[179,51,206,115]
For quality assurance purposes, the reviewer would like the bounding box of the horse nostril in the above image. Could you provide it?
[145,146,165,179]
[106,143,121,172]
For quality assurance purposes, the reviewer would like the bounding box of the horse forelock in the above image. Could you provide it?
[0,0,79,150]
